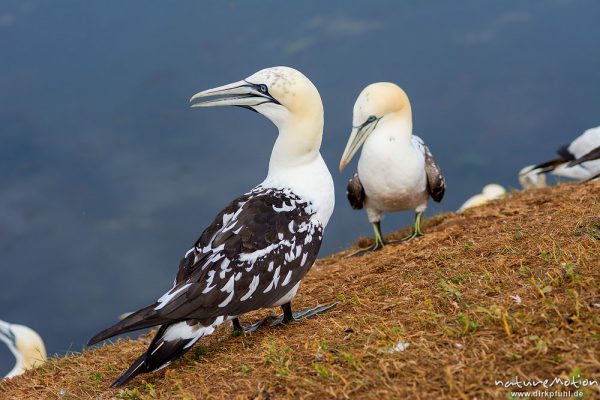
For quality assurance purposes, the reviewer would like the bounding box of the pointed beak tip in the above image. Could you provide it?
[189,92,203,103]
[338,161,347,173]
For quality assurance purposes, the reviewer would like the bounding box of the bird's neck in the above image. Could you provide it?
[376,110,413,141]
[268,114,324,175]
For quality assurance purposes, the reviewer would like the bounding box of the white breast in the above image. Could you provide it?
[358,128,427,212]
[262,154,335,227]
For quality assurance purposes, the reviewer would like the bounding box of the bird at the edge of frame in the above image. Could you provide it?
[0,320,47,379]
[523,125,600,183]
[87,66,337,387]
[339,82,445,257]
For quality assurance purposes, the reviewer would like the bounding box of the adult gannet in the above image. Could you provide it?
[88,67,335,387]
[339,83,445,256]
[0,320,47,378]
[525,126,600,183]
[458,184,506,212]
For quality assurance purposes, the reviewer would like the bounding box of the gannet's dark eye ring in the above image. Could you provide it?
[259,84,268,93]
[366,115,377,123]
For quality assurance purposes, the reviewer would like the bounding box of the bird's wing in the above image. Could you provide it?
[413,136,446,203]
[568,145,600,168]
[88,187,323,346]
[346,171,365,210]
[567,126,600,159]
[528,143,573,173]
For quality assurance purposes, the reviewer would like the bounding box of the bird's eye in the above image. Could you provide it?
[259,84,268,93]
[366,115,377,123]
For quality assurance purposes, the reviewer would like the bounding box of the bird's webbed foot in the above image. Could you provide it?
[393,211,424,242]
[270,302,339,327]
[231,316,274,336]
[348,221,386,257]
[348,241,385,257]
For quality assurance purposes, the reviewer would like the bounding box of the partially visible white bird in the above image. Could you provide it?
[339,83,445,256]
[458,184,506,212]
[518,165,547,189]
[524,126,600,183]
[0,320,47,378]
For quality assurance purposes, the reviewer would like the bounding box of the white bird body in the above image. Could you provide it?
[552,163,596,181]
[565,126,600,169]
[358,131,428,222]
[0,320,46,378]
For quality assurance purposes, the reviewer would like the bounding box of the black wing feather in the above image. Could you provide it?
[568,145,600,167]
[346,171,366,210]
[530,144,573,173]
[421,141,446,203]
[557,144,576,161]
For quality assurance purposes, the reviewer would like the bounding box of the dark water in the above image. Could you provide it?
[0,0,599,373]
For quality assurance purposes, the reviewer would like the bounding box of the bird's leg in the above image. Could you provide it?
[349,221,386,257]
[372,221,386,248]
[231,316,271,336]
[270,301,338,327]
[399,211,424,241]
[282,302,295,324]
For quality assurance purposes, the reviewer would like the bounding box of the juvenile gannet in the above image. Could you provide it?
[458,184,506,212]
[88,67,335,387]
[0,320,47,378]
[339,83,445,256]
[525,126,600,183]
[518,165,547,189]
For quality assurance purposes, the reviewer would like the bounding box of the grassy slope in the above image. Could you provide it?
[1,181,599,400]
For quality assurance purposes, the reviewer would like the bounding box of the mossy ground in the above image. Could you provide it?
[1,181,599,399]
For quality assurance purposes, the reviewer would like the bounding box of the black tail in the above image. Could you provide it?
[88,303,167,346]
[110,321,211,387]
[530,157,567,174]
[111,353,147,387]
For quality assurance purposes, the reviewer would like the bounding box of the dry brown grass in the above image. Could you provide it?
[2,181,599,400]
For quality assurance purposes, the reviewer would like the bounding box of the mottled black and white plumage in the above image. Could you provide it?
[92,187,324,386]
[527,125,600,182]
[88,66,334,387]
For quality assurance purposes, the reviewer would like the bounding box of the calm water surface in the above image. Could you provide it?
[1,0,599,372]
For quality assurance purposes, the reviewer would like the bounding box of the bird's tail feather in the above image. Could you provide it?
[111,353,147,387]
[88,304,167,346]
[530,158,567,174]
[111,321,217,387]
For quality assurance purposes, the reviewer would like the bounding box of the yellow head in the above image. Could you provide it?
[190,66,323,131]
[340,82,412,171]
